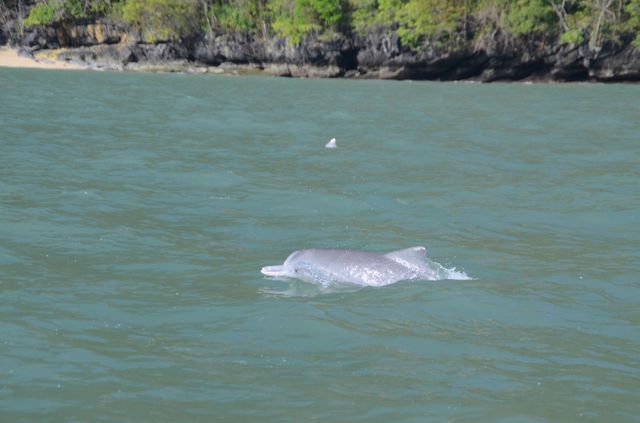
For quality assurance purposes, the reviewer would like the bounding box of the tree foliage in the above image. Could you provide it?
[206,0,267,35]
[117,0,200,41]
[506,0,555,36]
[268,0,344,43]
[624,0,640,44]
[16,0,640,48]
[398,0,471,46]
[23,0,81,26]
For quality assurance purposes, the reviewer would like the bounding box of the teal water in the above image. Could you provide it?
[1,68,639,422]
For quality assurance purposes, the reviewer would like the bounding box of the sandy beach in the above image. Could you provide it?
[0,46,87,70]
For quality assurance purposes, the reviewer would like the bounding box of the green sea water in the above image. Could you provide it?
[1,68,639,422]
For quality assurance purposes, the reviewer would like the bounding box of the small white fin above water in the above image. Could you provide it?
[325,138,337,149]
[384,246,427,268]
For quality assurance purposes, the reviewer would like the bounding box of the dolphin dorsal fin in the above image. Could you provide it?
[384,246,427,268]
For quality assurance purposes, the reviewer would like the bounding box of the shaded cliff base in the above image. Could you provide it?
[0,46,344,78]
[3,22,640,81]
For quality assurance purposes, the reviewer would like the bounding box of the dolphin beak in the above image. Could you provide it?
[261,265,286,277]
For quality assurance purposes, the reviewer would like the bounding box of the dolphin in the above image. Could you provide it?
[261,246,436,287]
[325,138,337,149]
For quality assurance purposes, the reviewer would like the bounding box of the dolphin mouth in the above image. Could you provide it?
[261,265,287,277]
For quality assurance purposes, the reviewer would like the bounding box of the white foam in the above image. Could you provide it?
[427,260,473,280]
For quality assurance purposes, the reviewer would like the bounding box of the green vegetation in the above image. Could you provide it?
[23,2,57,26]
[560,28,585,44]
[117,0,201,41]
[624,0,640,45]
[23,0,76,26]
[209,0,267,35]
[11,0,640,49]
[268,0,345,43]
[506,0,554,36]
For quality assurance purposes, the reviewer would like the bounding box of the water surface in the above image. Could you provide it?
[1,69,639,421]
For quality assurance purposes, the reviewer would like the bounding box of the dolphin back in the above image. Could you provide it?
[292,248,429,286]
[262,246,436,287]
[384,246,427,270]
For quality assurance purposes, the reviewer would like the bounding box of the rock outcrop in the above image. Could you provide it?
[4,19,640,81]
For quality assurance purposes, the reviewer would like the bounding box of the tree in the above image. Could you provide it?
[119,0,201,41]
[268,0,344,44]
[624,0,640,45]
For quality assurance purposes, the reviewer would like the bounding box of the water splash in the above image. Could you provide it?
[427,259,473,281]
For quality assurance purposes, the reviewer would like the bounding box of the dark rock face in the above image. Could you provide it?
[356,29,402,69]
[195,34,353,65]
[21,25,60,49]
[589,45,640,81]
[5,19,640,81]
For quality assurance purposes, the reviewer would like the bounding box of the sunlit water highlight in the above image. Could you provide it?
[1,68,639,422]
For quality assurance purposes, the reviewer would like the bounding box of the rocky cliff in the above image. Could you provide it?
[5,20,640,81]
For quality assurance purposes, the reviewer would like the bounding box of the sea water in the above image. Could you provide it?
[1,68,639,421]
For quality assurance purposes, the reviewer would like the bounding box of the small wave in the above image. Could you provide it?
[259,279,362,297]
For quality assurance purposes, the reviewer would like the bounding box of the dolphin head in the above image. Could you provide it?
[260,265,287,277]
[261,250,310,277]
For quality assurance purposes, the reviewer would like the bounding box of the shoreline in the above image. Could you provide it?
[0,45,278,76]
[1,44,638,83]
[0,45,344,78]
[0,46,88,71]
[1,17,638,82]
